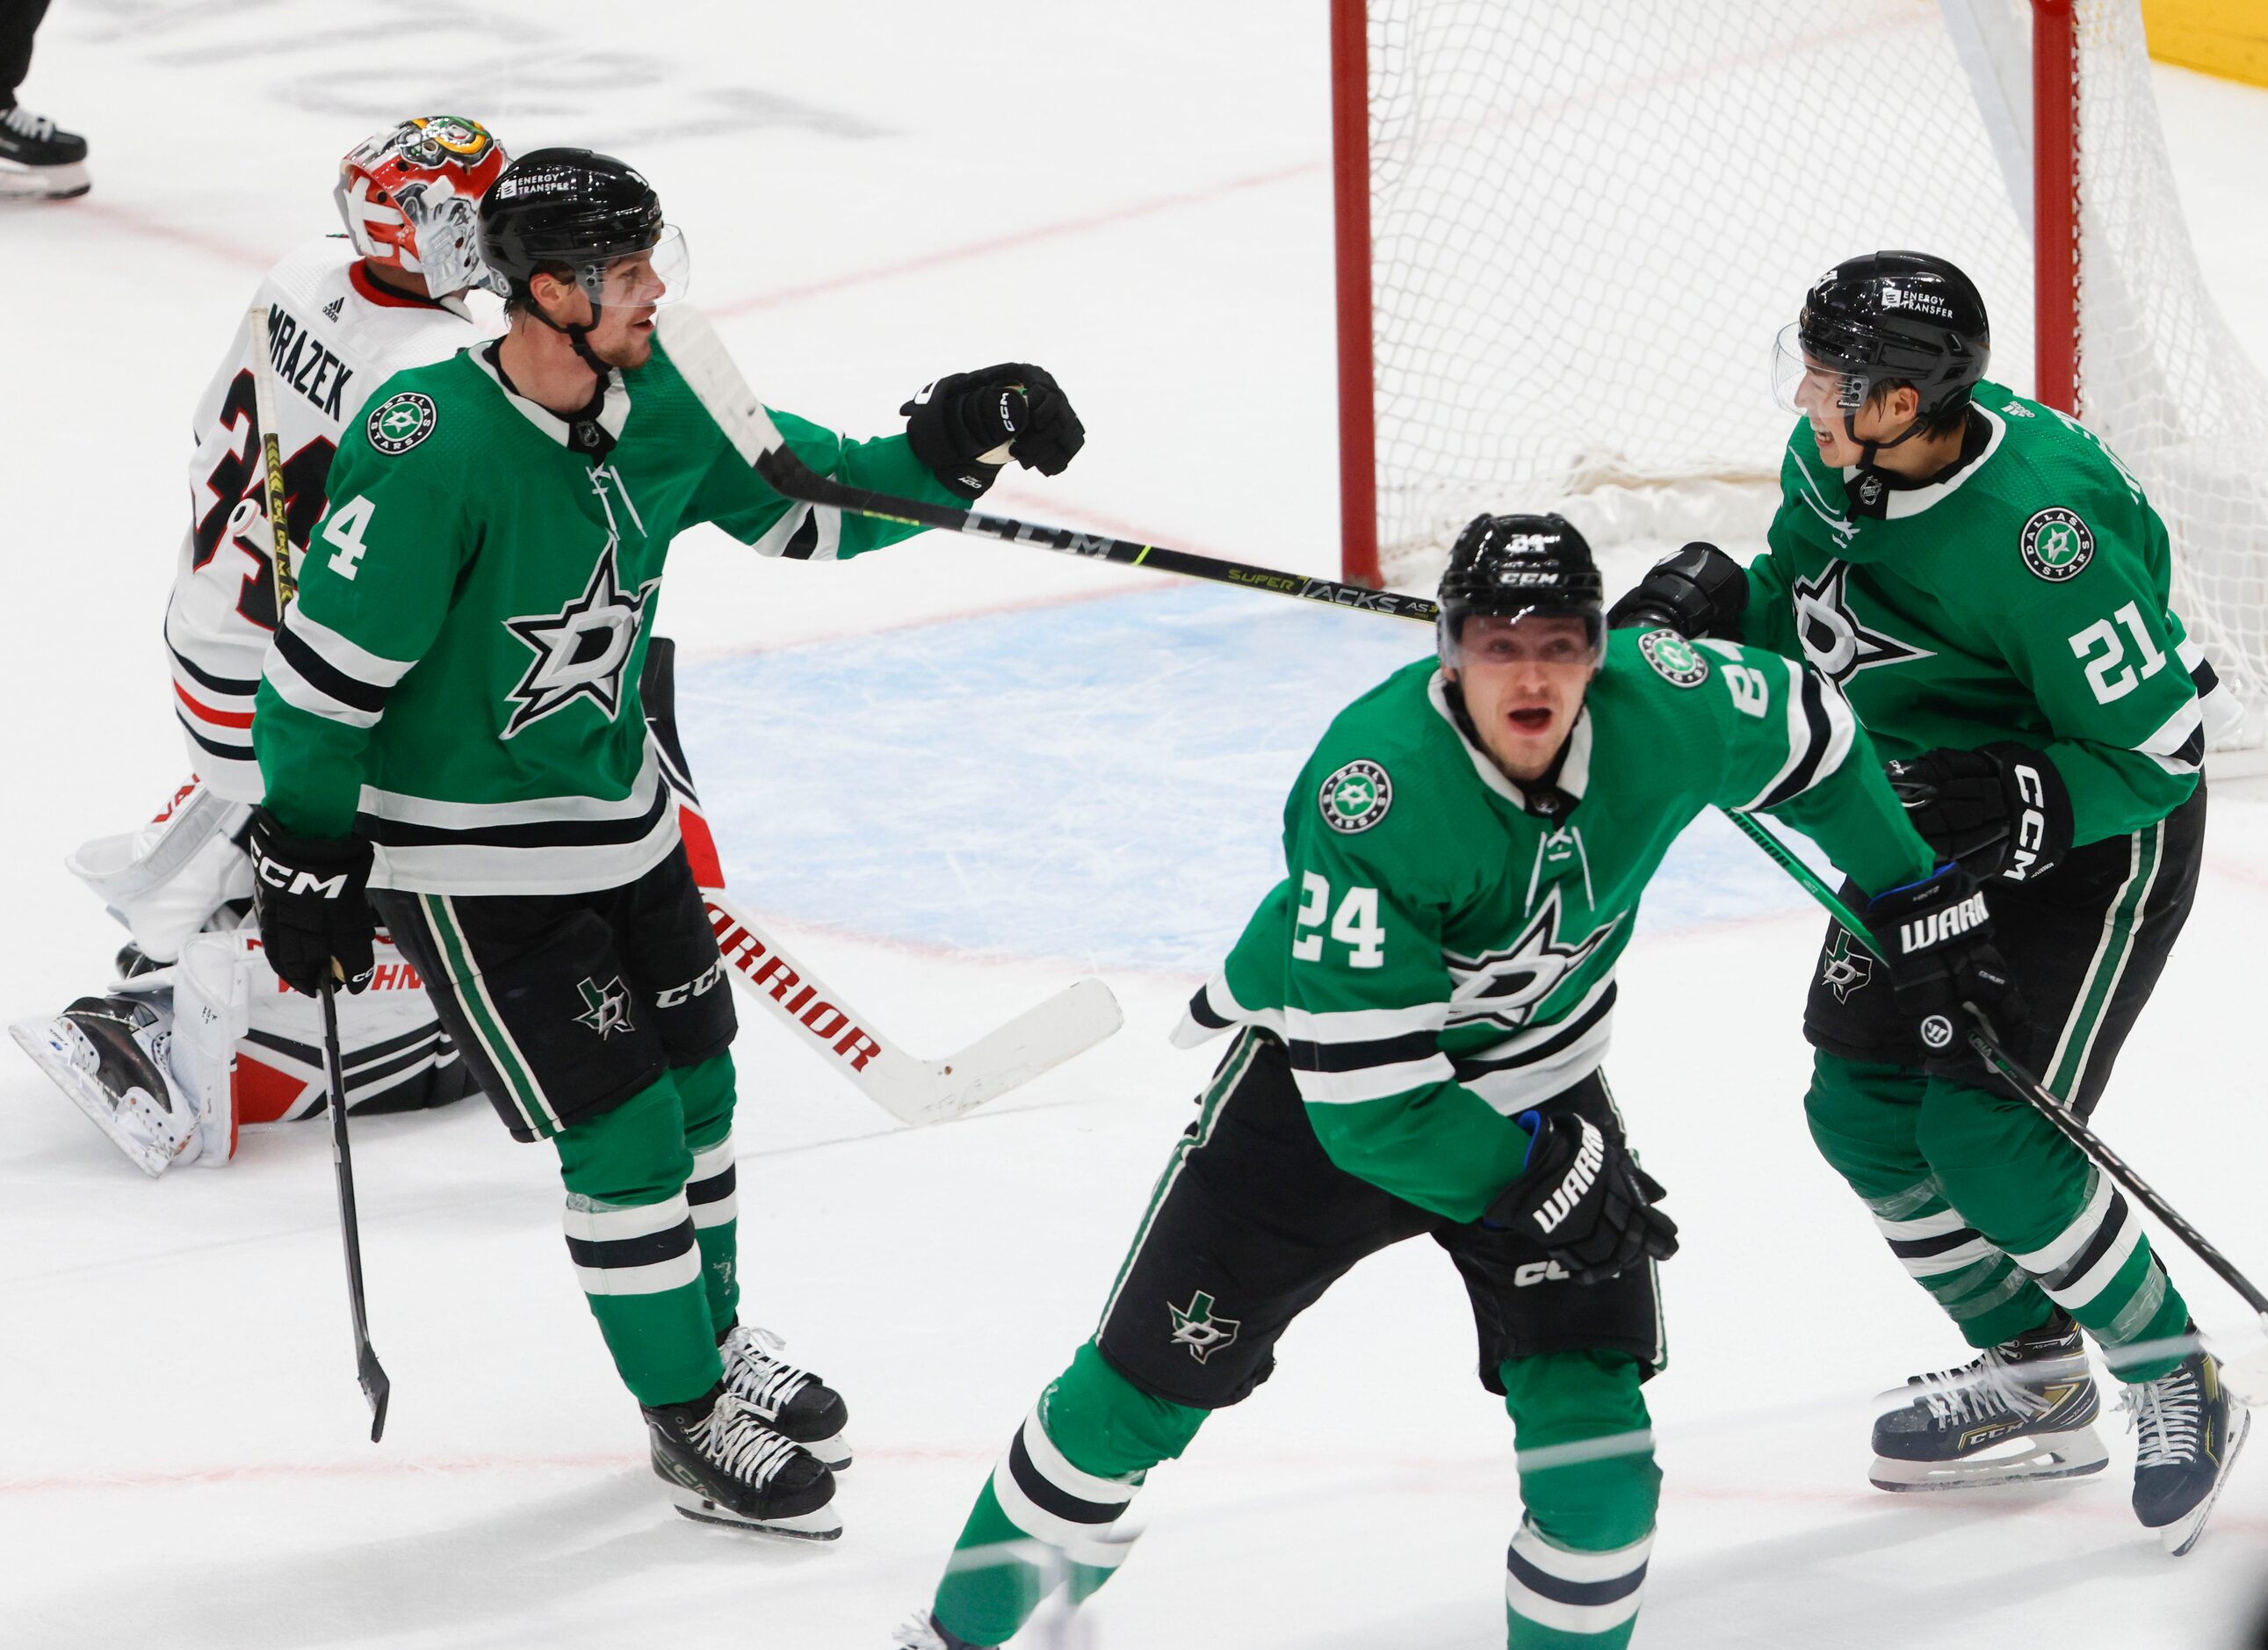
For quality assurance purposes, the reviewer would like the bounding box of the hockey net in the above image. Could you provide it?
[1338,0,2268,747]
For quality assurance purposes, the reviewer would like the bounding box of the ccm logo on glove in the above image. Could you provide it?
[252,850,352,901]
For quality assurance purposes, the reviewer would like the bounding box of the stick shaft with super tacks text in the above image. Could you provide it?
[244,304,299,609]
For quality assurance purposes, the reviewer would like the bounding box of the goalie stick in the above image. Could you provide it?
[703,891,1122,1128]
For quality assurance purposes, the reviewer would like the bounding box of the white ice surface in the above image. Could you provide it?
[4,6,2267,1647]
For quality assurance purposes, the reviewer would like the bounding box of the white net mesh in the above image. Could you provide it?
[1360,0,2268,743]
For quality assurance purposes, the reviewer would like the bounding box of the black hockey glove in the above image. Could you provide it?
[1483,1111,1679,1285]
[1885,742,2073,884]
[1605,542,1749,637]
[901,363,1086,499]
[1862,863,2029,1064]
[248,808,377,997]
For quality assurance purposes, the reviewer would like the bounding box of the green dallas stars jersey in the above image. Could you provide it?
[1743,380,2237,848]
[253,339,955,894]
[1175,632,1936,1222]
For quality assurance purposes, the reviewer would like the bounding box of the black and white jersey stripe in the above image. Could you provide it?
[983,1407,1140,1571]
[263,607,415,730]
[1505,1517,1651,1639]
[1696,644,1859,814]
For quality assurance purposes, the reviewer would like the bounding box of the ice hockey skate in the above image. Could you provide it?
[2125,1334,2250,1555]
[1870,1312,2110,1491]
[643,1387,839,1540]
[720,1321,851,1469]
[11,995,199,1176]
[0,102,89,199]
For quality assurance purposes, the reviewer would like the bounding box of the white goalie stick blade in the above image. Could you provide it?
[653,307,791,467]
[702,894,1122,1127]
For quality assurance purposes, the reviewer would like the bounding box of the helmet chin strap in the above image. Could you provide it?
[527,280,614,384]
[1843,407,1926,469]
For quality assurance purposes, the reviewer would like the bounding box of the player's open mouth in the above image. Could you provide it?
[1507,706,1553,733]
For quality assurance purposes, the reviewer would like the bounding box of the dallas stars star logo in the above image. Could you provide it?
[500,541,659,737]
[1790,560,1932,686]
[1444,885,1620,1031]
[1820,930,1874,1002]
[1168,1291,1240,1364]
[575,975,635,1039]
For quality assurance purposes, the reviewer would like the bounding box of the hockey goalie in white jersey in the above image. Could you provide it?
[11,117,510,1175]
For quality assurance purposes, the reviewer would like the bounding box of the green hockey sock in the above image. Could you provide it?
[553,1073,721,1408]
[1501,1350,1659,1649]
[933,1342,1205,1647]
[675,1053,741,1333]
[1807,1054,2058,1349]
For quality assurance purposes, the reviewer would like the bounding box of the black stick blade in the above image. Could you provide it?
[360,1347,391,1443]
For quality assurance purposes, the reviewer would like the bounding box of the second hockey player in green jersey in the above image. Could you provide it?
[1613,250,2245,1553]
[895,514,2014,1650]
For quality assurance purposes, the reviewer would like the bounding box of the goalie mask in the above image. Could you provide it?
[336,116,511,299]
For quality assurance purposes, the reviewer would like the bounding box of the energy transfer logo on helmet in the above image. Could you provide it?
[1318,760,1392,834]
[1637,628,1709,688]
[366,391,437,455]
[2019,507,2095,583]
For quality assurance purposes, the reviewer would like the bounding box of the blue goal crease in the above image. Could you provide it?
[674,584,1816,973]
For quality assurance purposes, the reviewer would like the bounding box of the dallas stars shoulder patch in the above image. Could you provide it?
[1637,627,1709,688]
[367,390,437,456]
[2019,507,2095,582]
[1318,759,1391,833]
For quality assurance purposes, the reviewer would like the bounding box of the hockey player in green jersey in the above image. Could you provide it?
[1612,250,2247,1552]
[245,148,1087,1539]
[895,514,2014,1650]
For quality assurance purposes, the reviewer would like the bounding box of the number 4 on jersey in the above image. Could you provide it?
[1293,872,1386,969]
[322,495,377,582]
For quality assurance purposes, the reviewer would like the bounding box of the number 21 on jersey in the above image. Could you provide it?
[1293,872,1385,968]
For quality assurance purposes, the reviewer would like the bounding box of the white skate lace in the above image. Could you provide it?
[2123,1364,2204,1470]
[722,1323,816,1415]
[2,105,55,141]
[691,1392,805,1489]
[1914,1343,2044,1426]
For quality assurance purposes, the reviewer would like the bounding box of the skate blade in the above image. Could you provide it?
[9,1018,178,1177]
[0,161,90,199]
[2156,1402,2250,1557]
[667,1485,841,1541]
[1871,1425,2110,1492]
[799,1431,851,1471]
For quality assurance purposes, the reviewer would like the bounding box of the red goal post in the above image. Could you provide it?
[1332,0,2266,748]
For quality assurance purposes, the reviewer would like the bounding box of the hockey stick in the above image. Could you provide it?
[703,891,1123,1128]
[319,981,390,1441]
[244,304,299,610]
[651,307,1439,626]
[1728,811,2268,1399]
[654,304,2268,1358]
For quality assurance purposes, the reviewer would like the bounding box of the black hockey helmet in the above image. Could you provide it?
[479,148,667,302]
[1774,251,1990,455]
[1435,513,1605,666]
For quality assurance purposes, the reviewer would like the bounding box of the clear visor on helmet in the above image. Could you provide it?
[1438,607,1605,672]
[1771,322,1870,416]
[570,224,691,309]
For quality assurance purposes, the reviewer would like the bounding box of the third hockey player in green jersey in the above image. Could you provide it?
[1613,250,2245,1554]
[894,514,2013,1650]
